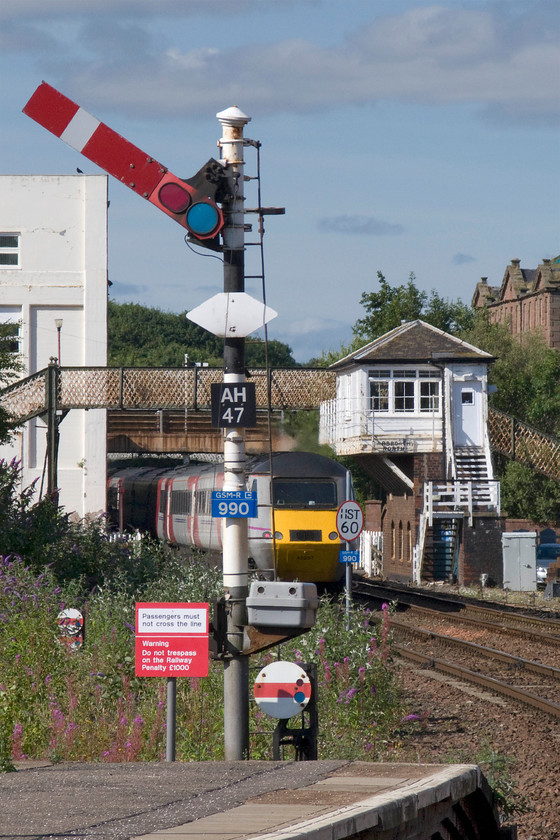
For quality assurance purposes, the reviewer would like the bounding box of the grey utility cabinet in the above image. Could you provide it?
[502,531,537,591]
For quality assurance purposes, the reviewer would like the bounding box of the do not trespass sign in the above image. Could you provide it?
[336,500,364,542]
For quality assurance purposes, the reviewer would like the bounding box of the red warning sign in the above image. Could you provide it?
[135,602,209,678]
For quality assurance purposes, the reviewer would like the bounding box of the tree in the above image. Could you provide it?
[108,300,298,368]
[461,311,560,437]
[497,460,560,522]
[0,322,23,445]
[353,271,474,346]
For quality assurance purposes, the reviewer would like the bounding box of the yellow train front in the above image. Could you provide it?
[247,452,351,584]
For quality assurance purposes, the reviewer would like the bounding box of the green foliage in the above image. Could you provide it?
[0,459,184,591]
[107,300,297,368]
[475,744,531,820]
[0,546,407,764]
[0,459,406,765]
[276,599,405,760]
[353,271,474,346]
[108,300,223,367]
[460,311,560,518]
[496,460,560,521]
[0,322,23,446]
[462,311,560,437]
[445,741,530,821]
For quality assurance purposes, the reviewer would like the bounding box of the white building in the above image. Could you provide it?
[319,321,502,586]
[0,174,108,518]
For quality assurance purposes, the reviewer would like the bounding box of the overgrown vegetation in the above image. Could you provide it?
[107,300,297,368]
[0,321,23,445]
[0,461,407,765]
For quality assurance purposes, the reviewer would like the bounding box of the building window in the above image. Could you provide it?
[0,234,20,268]
[420,380,440,412]
[394,380,415,412]
[0,308,22,353]
[369,366,441,414]
[407,522,412,565]
[370,379,389,411]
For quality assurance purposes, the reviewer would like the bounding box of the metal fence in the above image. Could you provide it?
[488,407,560,482]
[1,365,337,422]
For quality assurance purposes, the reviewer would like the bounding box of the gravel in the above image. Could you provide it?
[396,658,560,839]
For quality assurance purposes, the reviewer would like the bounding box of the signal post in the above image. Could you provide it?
[217,107,251,760]
[23,83,290,761]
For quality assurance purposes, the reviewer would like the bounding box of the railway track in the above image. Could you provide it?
[357,578,560,719]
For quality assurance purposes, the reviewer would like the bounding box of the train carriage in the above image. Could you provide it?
[247,452,348,583]
[107,452,352,585]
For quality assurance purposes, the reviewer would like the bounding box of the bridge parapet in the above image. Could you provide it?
[1,366,336,420]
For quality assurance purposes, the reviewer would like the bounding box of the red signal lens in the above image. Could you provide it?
[158,182,191,214]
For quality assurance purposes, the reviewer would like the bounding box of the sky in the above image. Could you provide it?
[1,0,559,363]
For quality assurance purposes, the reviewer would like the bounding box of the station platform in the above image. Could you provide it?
[1,759,507,840]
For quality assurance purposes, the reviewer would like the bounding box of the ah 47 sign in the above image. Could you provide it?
[211,382,256,428]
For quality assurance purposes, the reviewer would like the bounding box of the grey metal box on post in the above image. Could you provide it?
[246,581,319,629]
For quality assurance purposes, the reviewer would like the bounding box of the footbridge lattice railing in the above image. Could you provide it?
[0,365,337,423]
[488,407,560,482]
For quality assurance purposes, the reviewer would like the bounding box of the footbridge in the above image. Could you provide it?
[2,364,559,477]
[0,363,336,455]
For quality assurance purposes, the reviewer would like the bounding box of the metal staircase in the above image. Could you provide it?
[415,445,499,583]
[454,446,494,505]
[421,518,461,582]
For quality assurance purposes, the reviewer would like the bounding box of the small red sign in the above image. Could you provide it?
[135,602,209,678]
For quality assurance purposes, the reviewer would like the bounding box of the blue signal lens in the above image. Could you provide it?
[186,202,220,236]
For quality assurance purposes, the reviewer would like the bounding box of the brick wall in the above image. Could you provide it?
[503,518,560,543]
[382,493,415,582]
[486,290,560,352]
[364,500,382,531]
[458,516,503,586]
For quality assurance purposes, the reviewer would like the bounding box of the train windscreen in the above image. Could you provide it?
[272,479,337,509]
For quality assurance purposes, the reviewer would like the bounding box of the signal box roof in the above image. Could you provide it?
[330,320,493,370]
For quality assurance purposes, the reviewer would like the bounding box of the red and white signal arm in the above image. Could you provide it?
[23,82,225,240]
[253,661,312,719]
[336,500,364,541]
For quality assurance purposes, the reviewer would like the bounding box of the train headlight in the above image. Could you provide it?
[263,531,283,540]
[328,531,339,541]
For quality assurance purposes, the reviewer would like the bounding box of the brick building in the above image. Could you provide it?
[472,256,560,350]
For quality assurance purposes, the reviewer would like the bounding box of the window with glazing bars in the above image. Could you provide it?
[0,234,20,267]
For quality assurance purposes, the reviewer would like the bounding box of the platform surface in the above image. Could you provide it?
[0,759,484,840]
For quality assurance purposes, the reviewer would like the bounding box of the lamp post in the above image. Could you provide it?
[54,318,63,365]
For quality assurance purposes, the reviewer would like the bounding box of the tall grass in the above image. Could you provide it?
[0,547,409,765]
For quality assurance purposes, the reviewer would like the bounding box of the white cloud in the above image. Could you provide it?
[0,0,276,21]
[452,253,476,265]
[319,216,405,236]
[6,3,560,123]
